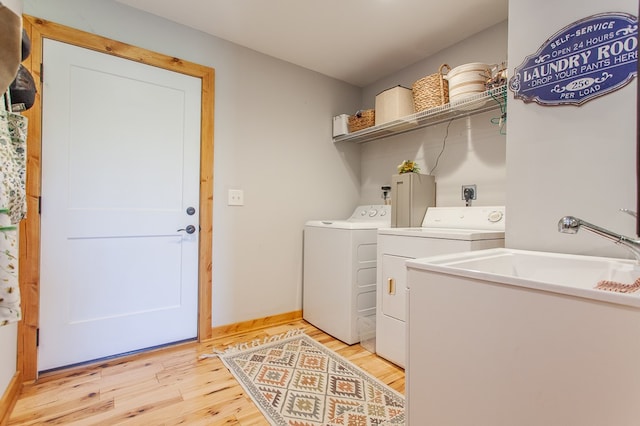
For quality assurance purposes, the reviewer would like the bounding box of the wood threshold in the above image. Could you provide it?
[18,15,215,382]
[0,372,22,426]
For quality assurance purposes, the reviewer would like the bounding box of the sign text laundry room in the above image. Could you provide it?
[509,12,638,106]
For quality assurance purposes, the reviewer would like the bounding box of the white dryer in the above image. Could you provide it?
[303,205,390,344]
[376,206,505,367]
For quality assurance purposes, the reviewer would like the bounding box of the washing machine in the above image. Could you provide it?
[376,205,506,367]
[303,205,391,344]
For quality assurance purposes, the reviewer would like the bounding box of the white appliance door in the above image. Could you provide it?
[381,254,409,321]
[38,39,201,371]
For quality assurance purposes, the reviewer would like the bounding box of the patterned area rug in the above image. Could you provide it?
[204,329,405,425]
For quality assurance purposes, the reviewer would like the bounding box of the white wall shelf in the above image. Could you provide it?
[334,84,507,144]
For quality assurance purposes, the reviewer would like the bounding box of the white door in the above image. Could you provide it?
[38,39,202,371]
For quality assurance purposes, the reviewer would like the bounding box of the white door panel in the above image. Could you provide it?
[39,39,201,371]
[381,254,410,321]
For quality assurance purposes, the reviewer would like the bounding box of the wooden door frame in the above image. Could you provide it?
[18,15,214,382]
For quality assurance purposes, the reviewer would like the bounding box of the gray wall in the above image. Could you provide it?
[358,21,508,207]
[506,0,637,258]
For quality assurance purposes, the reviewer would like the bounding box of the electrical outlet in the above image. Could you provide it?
[228,189,244,206]
[461,184,477,200]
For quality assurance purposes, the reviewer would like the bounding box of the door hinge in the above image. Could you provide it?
[40,63,43,83]
[36,328,40,347]
[38,196,42,214]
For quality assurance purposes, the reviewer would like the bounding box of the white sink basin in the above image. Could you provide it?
[407,247,640,308]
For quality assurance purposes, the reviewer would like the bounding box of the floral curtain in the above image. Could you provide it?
[0,98,26,326]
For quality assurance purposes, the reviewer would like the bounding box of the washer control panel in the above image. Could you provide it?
[349,205,391,222]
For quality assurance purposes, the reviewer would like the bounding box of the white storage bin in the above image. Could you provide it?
[375,86,414,126]
[333,114,349,137]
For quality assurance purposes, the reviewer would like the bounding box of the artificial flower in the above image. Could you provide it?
[397,160,420,174]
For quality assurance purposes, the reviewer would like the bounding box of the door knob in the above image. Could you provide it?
[177,225,196,234]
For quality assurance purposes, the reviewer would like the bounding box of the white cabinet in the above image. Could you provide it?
[405,262,640,426]
[390,173,435,228]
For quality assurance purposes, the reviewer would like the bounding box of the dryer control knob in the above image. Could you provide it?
[488,210,504,223]
[369,209,378,217]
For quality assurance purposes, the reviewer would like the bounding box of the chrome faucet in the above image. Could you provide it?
[558,212,640,261]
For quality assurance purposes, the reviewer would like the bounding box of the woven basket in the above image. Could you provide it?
[412,64,451,112]
[348,109,375,132]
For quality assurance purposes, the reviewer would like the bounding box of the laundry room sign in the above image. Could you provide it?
[509,12,638,106]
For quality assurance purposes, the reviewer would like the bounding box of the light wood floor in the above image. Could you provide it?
[8,320,405,425]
